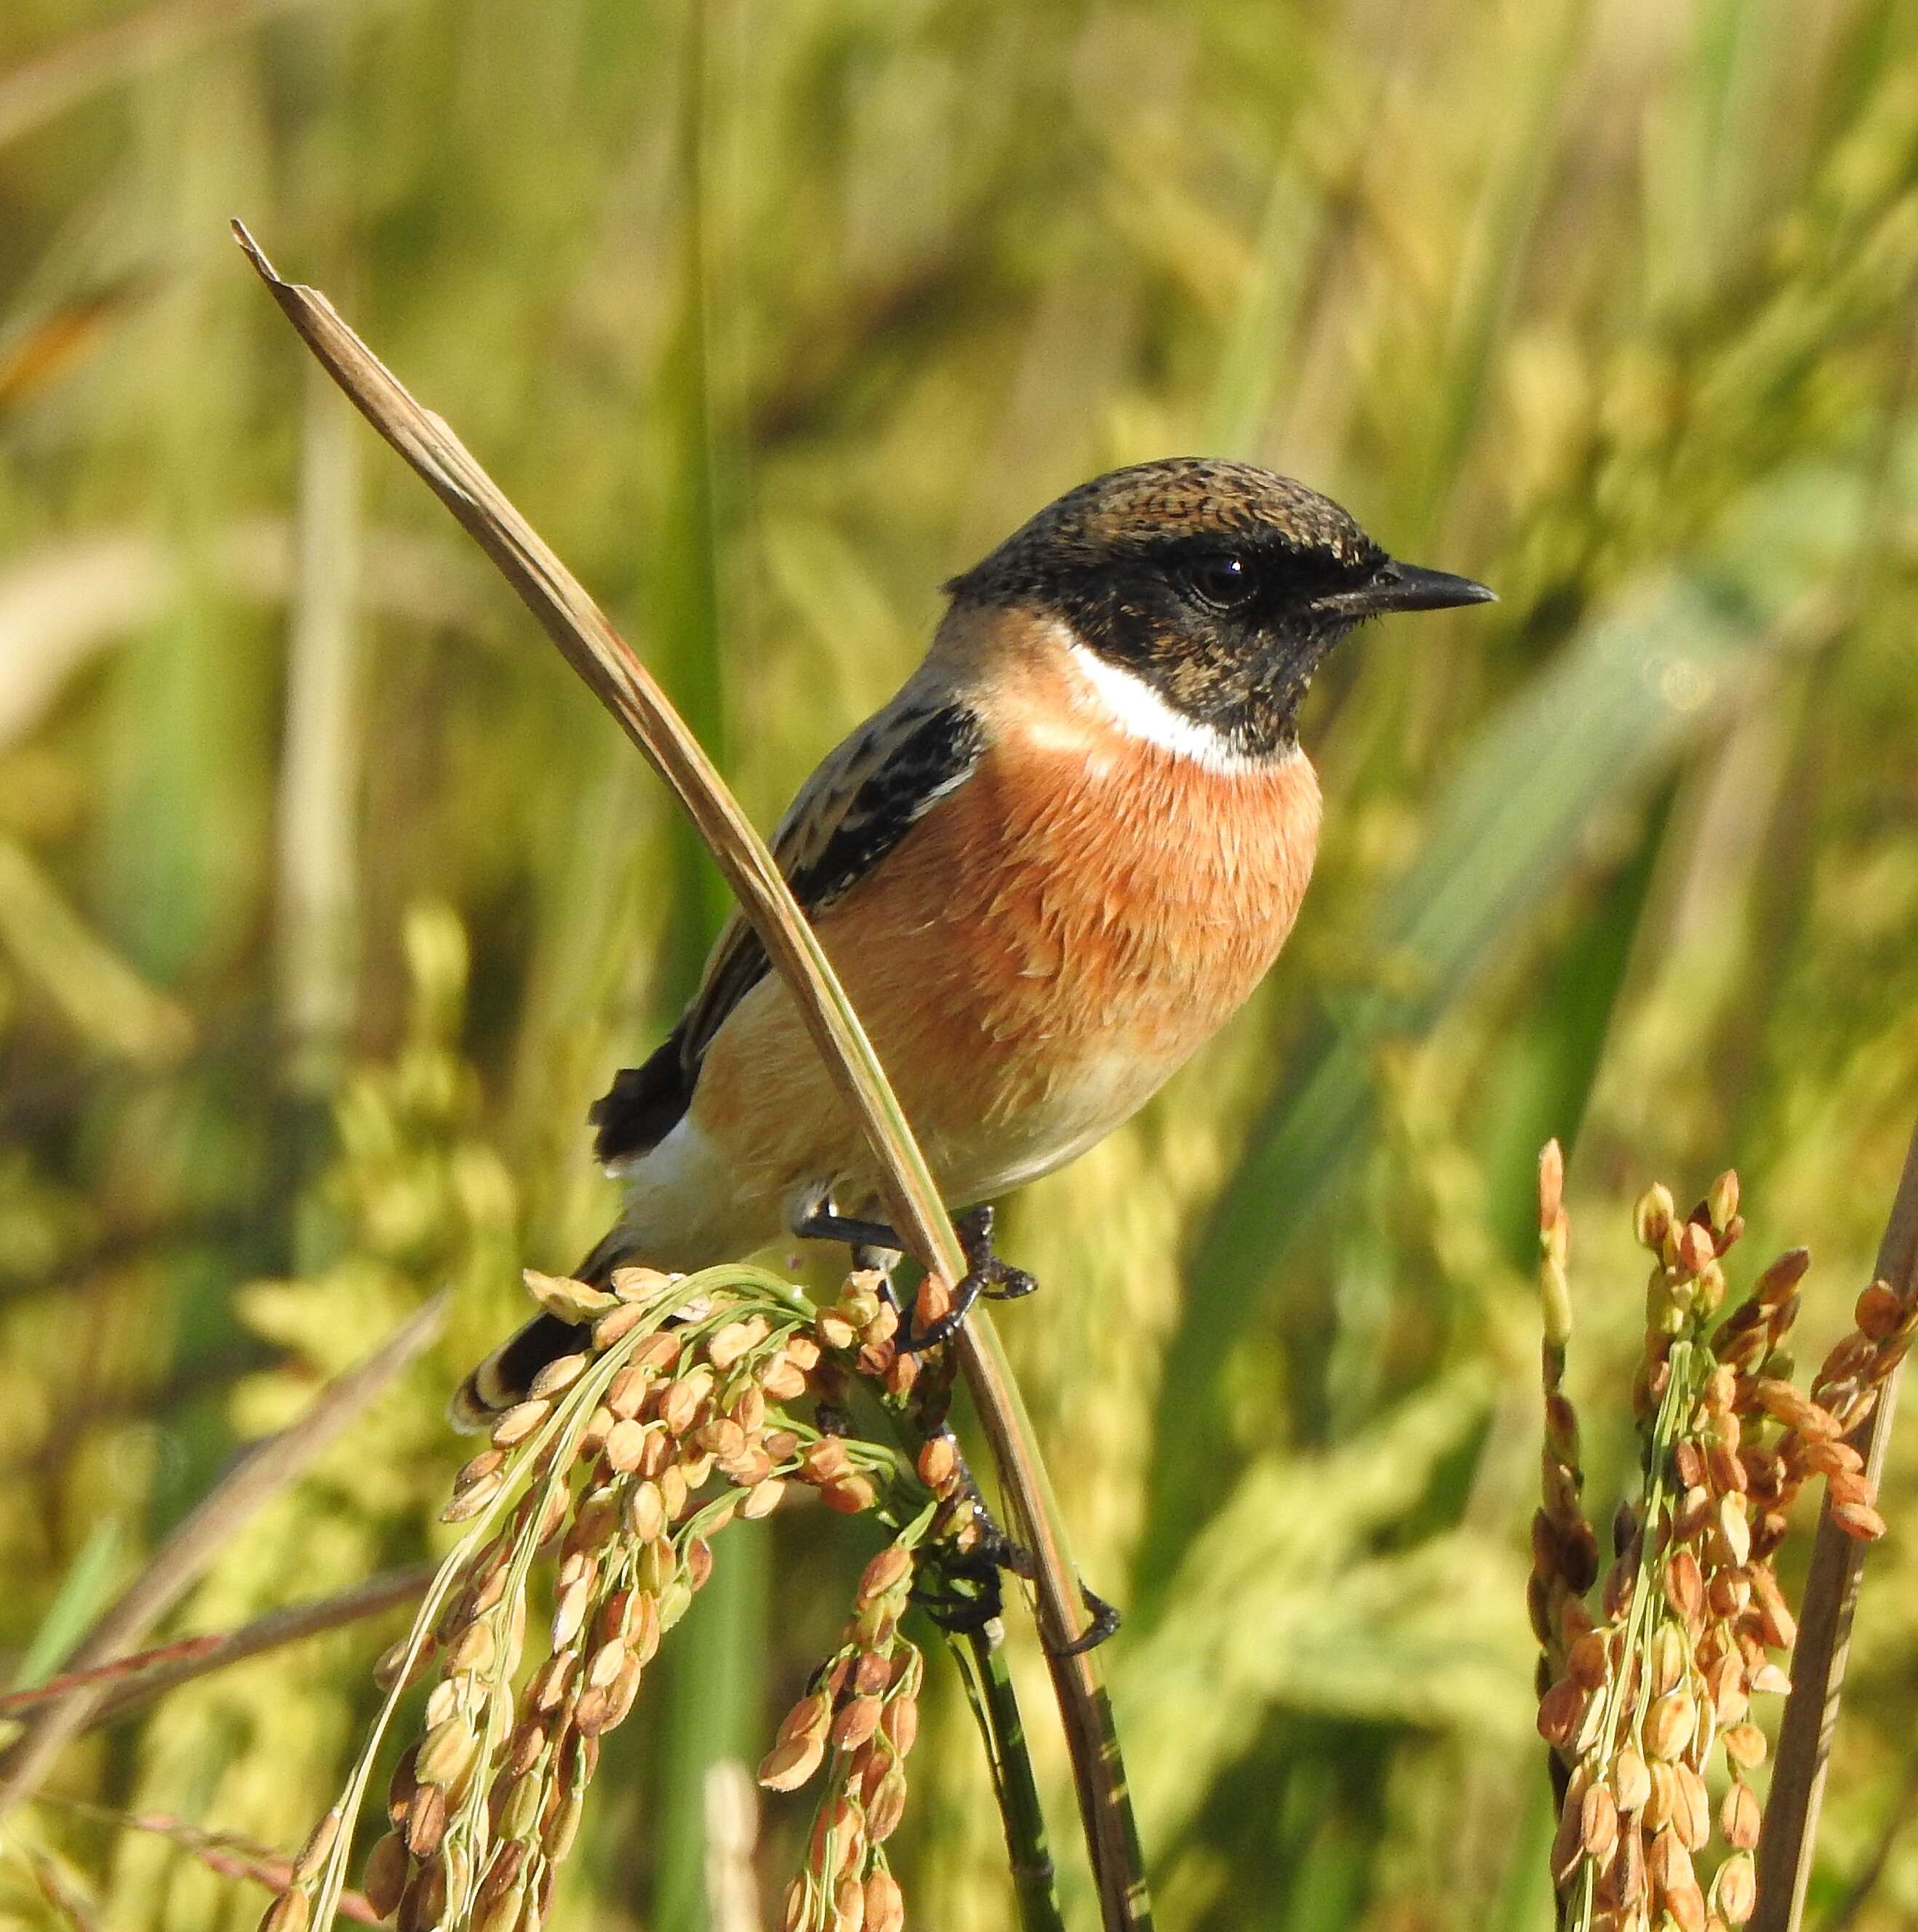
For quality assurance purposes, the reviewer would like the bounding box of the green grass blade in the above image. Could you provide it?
[10,1520,124,1693]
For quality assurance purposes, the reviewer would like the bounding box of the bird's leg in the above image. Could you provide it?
[786,1194,1103,1637]
[911,1492,1035,1632]
[898,1203,1037,1354]
[788,1197,903,1257]
[788,1197,1036,1351]
[954,1501,1122,1654]
[911,1541,1007,1633]
[788,1194,906,1304]
[911,1533,1121,1654]
[956,1203,1039,1301]
[962,1508,1121,1655]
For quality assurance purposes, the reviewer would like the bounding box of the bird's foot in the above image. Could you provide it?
[1052,1585,1122,1657]
[911,1517,1034,1634]
[911,1547,1005,1634]
[911,1549,1121,1656]
[790,1197,1036,1354]
[790,1195,901,1258]
[898,1205,1037,1354]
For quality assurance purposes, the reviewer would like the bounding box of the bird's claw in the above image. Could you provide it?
[899,1205,1039,1353]
[914,1560,1122,1656]
[1050,1585,1122,1657]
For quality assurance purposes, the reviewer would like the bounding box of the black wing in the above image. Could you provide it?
[589,698,985,1165]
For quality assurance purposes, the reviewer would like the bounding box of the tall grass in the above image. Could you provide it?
[2,2,1917,1928]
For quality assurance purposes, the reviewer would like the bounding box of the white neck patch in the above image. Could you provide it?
[1066,641,1284,775]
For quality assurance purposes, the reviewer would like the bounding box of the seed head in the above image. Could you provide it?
[362,1832,409,1919]
[1853,1277,1901,1340]
[1579,1781,1620,1860]
[417,1715,479,1788]
[832,1696,884,1752]
[610,1264,674,1301]
[260,1890,311,1932]
[744,1476,787,1518]
[863,1867,905,1932]
[1537,1677,1587,1749]
[529,1352,589,1399]
[1833,1497,1887,1539]
[707,1319,763,1372]
[858,1546,914,1605]
[759,1734,827,1792]
[1715,1852,1757,1925]
[491,1399,550,1448]
[1635,1185,1675,1252]
[1611,1746,1650,1814]
[1645,1690,1696,1763]
[593,1301,649,1351]
[762,1357,809,1401]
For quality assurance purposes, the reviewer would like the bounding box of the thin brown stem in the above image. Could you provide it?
[34,1797,391,1925]
[232,222,1154,1931]
[0,1565,434,1733]
[1754,1117,1918,1932]
[0,1293,447,1817]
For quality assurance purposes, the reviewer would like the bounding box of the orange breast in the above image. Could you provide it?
[852,679,1316,1109]
[689,631,1322,1216]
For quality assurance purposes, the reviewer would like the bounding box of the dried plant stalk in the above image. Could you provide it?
[0,1568,433,1733]
[35,1796,388,1925]
[1530,1147,1917,1932]
[1753,1118,1918,1932]
[0,1292,448,1819]
[232,222,1147,1931]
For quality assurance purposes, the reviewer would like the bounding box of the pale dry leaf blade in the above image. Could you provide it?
[225,223,942,1267]
[230,222,1146,1927]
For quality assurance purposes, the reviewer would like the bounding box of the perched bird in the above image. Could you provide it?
[455,458,1491,1426]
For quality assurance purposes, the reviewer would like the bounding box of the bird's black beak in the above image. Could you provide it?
[1314,557,1496,618]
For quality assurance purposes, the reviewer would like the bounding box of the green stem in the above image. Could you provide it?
[948,1624,1064,1932]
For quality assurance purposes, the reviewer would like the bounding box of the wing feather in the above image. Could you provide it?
[589,698,985,1165]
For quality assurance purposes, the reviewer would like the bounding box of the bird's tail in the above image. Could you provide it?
[449,1224,634,1433]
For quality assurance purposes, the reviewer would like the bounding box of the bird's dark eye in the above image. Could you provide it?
[1179,553,1259,612]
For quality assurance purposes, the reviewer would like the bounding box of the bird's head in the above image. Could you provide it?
[946,458,1493,761]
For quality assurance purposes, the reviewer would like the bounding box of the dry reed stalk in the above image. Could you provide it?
[1752,1118,1918,1932]
[34,1796,388,1925]
[1530,1146,1917,1932]
[233,223,1148,1931]
[0,1568,433,1731]
[17,1843,103,1932]
[0,1293,448,1819]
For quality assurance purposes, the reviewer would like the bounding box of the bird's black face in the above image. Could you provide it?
[1044,531,1380,756]
[947,459,1493,760]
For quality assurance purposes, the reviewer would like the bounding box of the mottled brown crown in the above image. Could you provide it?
[947,458,1383,602]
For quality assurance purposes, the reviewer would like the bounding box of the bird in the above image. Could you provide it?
[454,457,1492,1427]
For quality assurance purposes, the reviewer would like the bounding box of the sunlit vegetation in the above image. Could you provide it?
[2,2,1917,1927]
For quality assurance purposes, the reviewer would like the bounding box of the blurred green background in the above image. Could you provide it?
[3,1,1917,1927]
